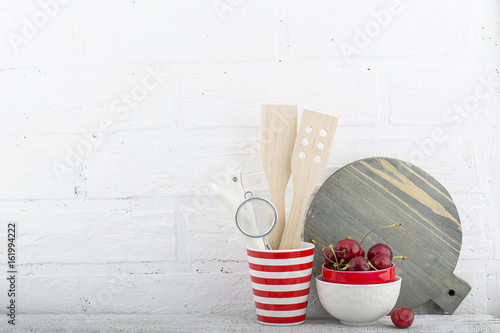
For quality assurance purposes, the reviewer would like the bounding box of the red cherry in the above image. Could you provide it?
[324,249,336,265]
[391,308,414,328]
[367,243,393,261]
[370,253,392,270]
[334,239,363,262]
[360,248,365,257]
[346,256,370,271]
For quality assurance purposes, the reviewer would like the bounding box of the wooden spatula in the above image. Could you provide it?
[279,109,338,250]
[260,105,298,249]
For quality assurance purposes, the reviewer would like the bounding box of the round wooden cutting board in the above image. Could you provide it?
[304,157,471,314]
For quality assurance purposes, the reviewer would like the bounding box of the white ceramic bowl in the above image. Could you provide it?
[316,275,402,326]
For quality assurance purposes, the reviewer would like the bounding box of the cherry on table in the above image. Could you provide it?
[391,308,414,328]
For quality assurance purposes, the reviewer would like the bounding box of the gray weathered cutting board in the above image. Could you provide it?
[304,157,471,314]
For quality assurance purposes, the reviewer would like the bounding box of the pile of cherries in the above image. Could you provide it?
[312,223,407,271]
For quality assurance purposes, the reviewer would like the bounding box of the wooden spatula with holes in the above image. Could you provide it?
[279,109,338,250]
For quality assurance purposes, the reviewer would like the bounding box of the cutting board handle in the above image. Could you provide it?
[430,271,471,314]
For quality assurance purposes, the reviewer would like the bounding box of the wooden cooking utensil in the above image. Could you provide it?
[279,109,338,250]
[260,105,298,249]
[304,157,471,314]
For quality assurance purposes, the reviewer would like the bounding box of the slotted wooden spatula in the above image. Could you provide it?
[279,109,338,250]
[261,105,298,249]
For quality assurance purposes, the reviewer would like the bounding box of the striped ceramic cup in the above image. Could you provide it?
[246,242,315,325]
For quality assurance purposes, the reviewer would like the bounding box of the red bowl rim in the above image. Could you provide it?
[322,263,395,273]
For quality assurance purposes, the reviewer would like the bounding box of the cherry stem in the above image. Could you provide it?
[311,240,335,265]
[309,240,346,253]
[394,256,408,260]
[359,223,402,245]
[368,261,378,271]
[324,249,335,264]
[328,245,339,264]
[338,264,350,271]
[334,259,350,271]
[310,239,349,269]
[311,240,339,265]
[309,239,326,248]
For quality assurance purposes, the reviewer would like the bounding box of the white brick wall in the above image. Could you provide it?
[0,0,499,317]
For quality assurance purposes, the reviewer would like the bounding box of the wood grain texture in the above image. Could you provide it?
[304,157,471,314]
[261,105,297,249]
[279,110,338,250]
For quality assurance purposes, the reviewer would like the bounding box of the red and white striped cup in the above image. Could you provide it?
[246,242,315,325]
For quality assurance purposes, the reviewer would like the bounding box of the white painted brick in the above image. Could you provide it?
[182,208,248,262]
[86,143,180,199]
[86,137,265,199]
[0,211,176,264]
[453,269,488,315]
[322,136,490,196]
[81,0,278,64]
[15,212,88,265]
[87,211,176,263]
[0,65,173,135]
[330,136,420,167]
[369,0,484,57]
[288,0,484,59]
[0,275,80,314]
[0,136,76,200]
[409,137,490,195]
[458,205,492,234]
[288,0,407,59]
[486,269,500,315]
[390,69,498,125]
[182,70,379,128]
[179,138,263,193]
[88,272,253,315]
[325,136,489,197]
[0,1,73,67]
[460,230,495,261]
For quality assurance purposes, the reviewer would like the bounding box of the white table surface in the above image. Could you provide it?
[3,314,500,333]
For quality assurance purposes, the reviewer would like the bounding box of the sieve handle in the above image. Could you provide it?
[211,184,266,250]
